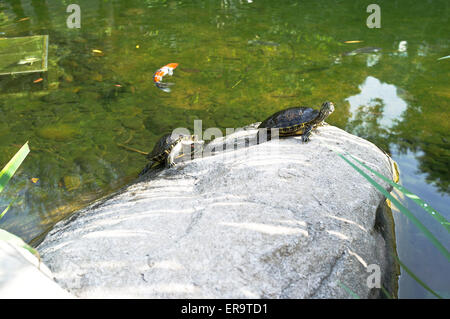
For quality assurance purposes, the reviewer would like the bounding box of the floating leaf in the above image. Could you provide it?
[92,49,104,56]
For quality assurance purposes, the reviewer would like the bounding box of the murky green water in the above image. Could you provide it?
[0,0,448,298]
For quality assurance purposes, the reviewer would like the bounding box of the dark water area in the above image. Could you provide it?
[0,0,448,298]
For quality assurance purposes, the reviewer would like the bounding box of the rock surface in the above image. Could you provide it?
[0,229,73,298]
[38,125,398,298]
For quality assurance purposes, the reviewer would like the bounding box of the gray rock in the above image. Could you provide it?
[38,125,398,298]
[0,229,73,298]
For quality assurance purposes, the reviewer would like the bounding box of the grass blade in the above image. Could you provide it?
[0,197,17,220]
[393,255,442,299]
[0,142,30,194]
[380,286,393,299]
[347,153,449,233]
[0,229,40,260]
[337,152,450,262]
[337,281,361,299]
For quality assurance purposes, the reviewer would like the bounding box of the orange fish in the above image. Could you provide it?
[344,40,363,44]
[31,178,39,184]
[153,63,179,93]
[33,78,43,83]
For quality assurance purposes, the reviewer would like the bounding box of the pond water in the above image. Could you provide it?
[0,0,448,298]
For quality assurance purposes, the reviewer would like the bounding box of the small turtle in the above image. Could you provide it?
[258,101,335,143]
[139,133,204,176]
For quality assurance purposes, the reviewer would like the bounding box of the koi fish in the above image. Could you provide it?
[343,47,382,56]
[153,63,178,93]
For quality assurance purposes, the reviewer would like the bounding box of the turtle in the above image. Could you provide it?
[257,101,335,143]
[139,133,204,176]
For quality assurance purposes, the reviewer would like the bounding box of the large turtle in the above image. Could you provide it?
[139,133,204,176]
[257,101,335,143]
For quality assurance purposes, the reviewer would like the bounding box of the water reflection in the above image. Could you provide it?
[365,54,381,67]
[347,76,408,130]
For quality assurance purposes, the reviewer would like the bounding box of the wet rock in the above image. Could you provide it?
[36,124,78,141]
[38,125,399,298]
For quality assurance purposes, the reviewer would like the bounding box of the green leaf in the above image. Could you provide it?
[0,197,17,220]
[347,153,449,233]
[393,255,442,299]
[0,142,30,194]
[337,152,450,262]
[337,280,360,299]
[380,286,393,299]
[0,229,40,260]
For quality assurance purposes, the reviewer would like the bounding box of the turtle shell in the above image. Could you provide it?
[259,106,319,129]
[147,133,182,162]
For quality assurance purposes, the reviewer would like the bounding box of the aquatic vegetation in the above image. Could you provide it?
[338,152,448,298]
[0,142,29,220]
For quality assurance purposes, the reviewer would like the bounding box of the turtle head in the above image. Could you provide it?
[318,101,335,121]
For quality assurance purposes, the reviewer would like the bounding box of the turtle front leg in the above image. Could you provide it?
[166,151,177,168]
[166,142,183,168]
[167,160,176,168]
[301,124,313,143]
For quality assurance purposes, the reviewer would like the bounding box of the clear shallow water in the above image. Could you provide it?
[0,0,448,298]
